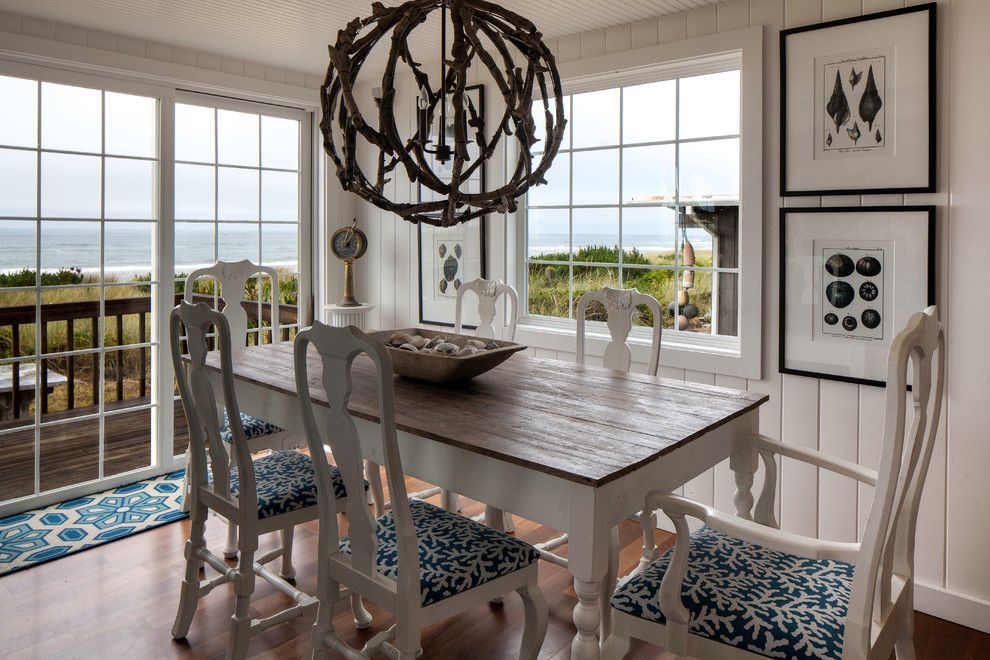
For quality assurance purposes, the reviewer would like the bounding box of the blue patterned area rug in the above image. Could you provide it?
[0,469,187,576]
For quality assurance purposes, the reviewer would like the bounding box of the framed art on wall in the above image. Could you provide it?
[779,206,935,387]
[417,84,487,328]
[780,3,936,196]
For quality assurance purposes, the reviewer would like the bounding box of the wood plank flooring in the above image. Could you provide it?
[1,474,987,659]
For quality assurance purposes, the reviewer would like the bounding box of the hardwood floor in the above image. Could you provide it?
[1,474,987,659]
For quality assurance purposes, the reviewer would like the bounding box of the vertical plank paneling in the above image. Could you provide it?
[780,374,820,537]
[716,0,751,32]
[822,0,864,21]
[658,12,687,43]
[685,5,717,37]
[818,380,860,542]
[857,385,884,536]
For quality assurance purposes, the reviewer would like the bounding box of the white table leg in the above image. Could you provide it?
[598,526,619,644]
[567,494,612,660]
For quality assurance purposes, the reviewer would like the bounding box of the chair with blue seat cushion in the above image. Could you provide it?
[340,499,539,606]
[295,322,548,659]
[179,260,386,558]
[221,411,283,444]
[226,449,366,519]
[169,301,371,660]
[603,307,945,660]
[611,525,854,658]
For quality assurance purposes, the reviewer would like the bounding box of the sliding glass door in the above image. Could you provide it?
[0,65,167,513]
[0,69,313,515]
[170,93,311,458]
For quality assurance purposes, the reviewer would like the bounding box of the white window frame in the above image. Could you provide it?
[0,37,319,516]
[512,26,763,379]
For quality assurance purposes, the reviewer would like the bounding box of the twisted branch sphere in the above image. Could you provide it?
[320,0,567,227]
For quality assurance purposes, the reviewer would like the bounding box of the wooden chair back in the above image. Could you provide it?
[575,287,662,375]
[293,323,418,600]
[184,259,280,354]
[454,278,519,340]
[169,300,257,522]
[844,306,945,656]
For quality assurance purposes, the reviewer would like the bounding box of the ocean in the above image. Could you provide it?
[528,233,709,257]
[0,222,300,277]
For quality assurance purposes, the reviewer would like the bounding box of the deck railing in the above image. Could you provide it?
[0,294,297,425]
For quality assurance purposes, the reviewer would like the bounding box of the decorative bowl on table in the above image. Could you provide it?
[368,328,526,384]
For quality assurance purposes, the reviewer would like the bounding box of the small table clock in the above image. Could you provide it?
[330,220,368,307]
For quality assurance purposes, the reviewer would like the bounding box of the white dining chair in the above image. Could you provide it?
[535,286,663,571]
[169,301,370,660]
[429,278,518,532]
[295,322,548,660]
[604,306,944,660]
[178,259,386,559]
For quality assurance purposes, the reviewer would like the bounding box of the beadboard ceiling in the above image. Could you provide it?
[0,0,725,75]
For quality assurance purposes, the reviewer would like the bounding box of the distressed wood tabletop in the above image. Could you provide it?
[202,343,767,487]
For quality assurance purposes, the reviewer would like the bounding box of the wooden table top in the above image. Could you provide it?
[205,342,767,487]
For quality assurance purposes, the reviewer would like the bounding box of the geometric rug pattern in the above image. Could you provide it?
[0,469,187,577]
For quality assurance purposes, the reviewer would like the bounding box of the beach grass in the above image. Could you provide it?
[527,245,713,332]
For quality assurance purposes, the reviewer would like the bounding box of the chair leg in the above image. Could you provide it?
[223,519,238,559]
[517,583,549,660]
[180,449,192,513]
[395,623,421,660]
[226,543,257,660]
[350,592,372,630]
[601,634,631,660]
[311,546,341,660]
[895,610,917,660]
[279,527,295,580]
[440,489,459,512]
[171,500,207,639]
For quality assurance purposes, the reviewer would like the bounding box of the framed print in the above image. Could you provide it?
[780,4,936,195]
[417,84,487,327]
[779,206,935,386]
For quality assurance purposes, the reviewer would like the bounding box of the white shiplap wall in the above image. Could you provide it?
[345,0,990,631]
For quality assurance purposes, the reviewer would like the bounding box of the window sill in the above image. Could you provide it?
[514,317,759,380]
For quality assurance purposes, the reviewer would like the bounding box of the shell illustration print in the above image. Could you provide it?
[821,52,886,154]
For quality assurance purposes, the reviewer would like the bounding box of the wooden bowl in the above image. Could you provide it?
[368,328,526,383]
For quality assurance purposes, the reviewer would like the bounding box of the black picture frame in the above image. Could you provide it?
[779,206,936,387]
[417,84,487,328]
[780,3,937,196]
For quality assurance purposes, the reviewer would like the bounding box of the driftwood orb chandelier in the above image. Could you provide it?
[320,0,567,227]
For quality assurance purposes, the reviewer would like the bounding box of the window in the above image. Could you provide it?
[526,69,739,336]
[518,31,762,377]
[173,97,309,345]
[0,72,161,501]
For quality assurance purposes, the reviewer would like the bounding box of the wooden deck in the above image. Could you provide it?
[0,474,986,659]
[0,401,189,503]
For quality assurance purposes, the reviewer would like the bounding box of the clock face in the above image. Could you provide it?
[331,226,367,260]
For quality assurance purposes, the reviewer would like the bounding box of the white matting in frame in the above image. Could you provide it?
[780,206,934,386]
[781,4,935,195]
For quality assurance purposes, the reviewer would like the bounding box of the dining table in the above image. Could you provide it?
[202,340,768,659]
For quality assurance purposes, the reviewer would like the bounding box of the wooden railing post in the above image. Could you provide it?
[67,318,75,410]
[139,311,146,398]
[115,314,124,402]
[91,316,98,407]
[40,321,48,415]
[11,324,20,418]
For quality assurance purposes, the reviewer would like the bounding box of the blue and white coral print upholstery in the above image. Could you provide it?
[226,450,363,519]
[339,499,540,606]
[611,525,854,659]
[220,411,282,443]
